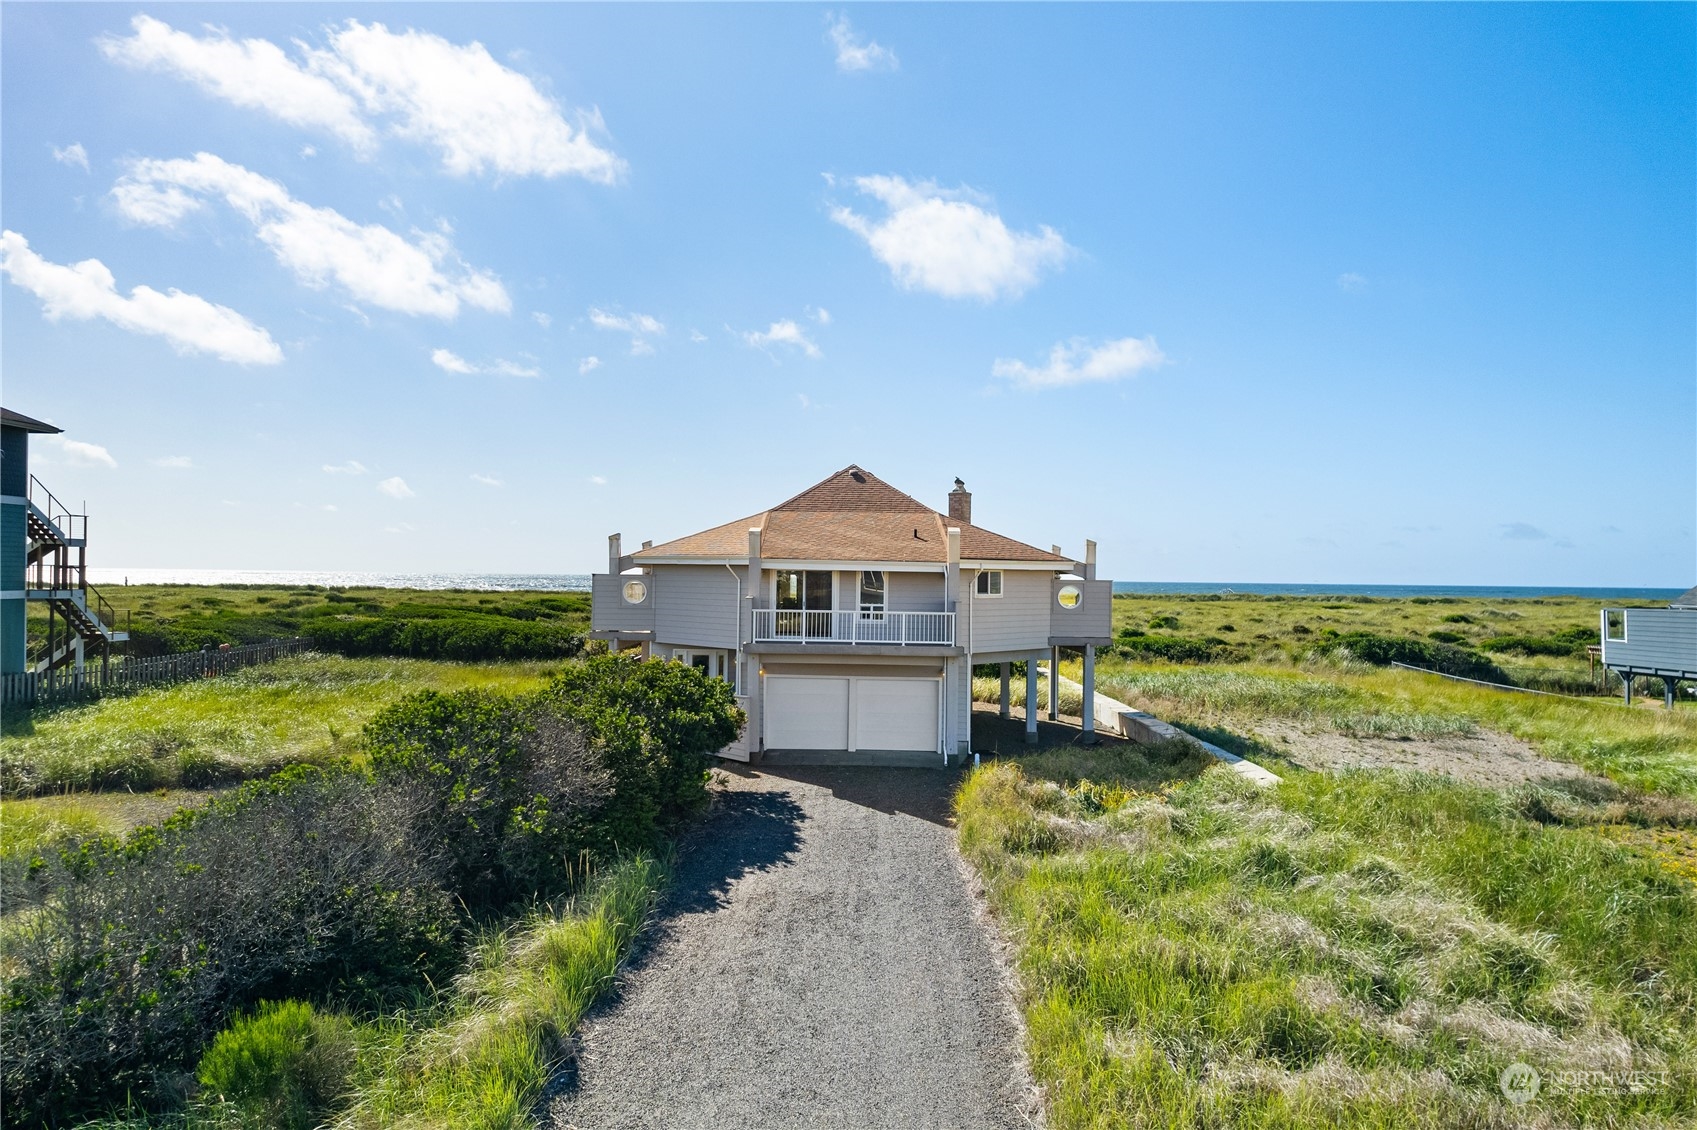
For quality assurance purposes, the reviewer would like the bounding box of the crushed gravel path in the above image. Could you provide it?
[549,765,1036,1130]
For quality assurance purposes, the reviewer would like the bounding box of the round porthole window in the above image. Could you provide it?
[622,579,648,604]
[1056,584,1082,609]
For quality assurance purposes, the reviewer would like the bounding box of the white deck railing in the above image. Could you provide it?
[752,609,954,646]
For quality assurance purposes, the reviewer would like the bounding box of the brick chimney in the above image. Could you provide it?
[947,477,972,524]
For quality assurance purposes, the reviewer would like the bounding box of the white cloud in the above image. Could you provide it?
[52,143,89,171]
[589,475,607,486]
[300,145,318,158]
[323,460,367,474]
[377,476,414,498]
[0,230,283,365]
[589,306,664,354]
[383,522,415,534]
[321,504,338,511]
[101,15,375,149]
[430,347,475,374]
[992,335,1168,390]
[150,455,193,469]
[810,306,831,325]
[827,14,898,73]
[432,347,540,377]
[531,311,552,328]
[99,15,625,182]
[44,437,118,468]
[830,175,1071,301]
[578,356,602,375]
[742,319,822,360]
[689,329,707,343]
[113,154,509,319]
[470,473,503,487]
[1338,272,1368,292]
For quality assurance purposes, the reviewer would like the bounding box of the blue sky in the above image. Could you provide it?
[3,3,1692,584]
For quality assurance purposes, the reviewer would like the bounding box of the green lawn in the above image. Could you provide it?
[0,654,558,856]
[959,758,1697,1129]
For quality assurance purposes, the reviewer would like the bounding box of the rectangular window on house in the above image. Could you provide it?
[1606,610,1626,641]
[859,570,886,618]
[976,570,1003,597]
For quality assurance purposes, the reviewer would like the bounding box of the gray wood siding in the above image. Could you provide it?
[967,569,1054,653]
[591,573,653,634]
[1051,578,1113,641]
[1604,609,1697,675]
[654,565,742,648]
[887,570,945,613]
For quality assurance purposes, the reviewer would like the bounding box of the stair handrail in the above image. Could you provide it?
[86,584,129,636]
[27,474,86,542]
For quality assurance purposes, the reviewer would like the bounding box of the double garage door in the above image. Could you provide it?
[764,675,940,753]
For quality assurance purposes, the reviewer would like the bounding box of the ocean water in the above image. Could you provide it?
[88,569,1681,602]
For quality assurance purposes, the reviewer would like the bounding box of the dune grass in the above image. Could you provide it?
[1094,661,1697,799]
[958,759,1697,1129]
[333,854,662,1129]
[0,654,558,799]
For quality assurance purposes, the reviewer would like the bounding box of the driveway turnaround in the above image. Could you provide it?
[550,766,1035,1130]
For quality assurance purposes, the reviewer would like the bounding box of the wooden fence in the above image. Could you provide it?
[1,638,311,709]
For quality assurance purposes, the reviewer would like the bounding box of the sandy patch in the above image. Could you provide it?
[1250,719,1593,788]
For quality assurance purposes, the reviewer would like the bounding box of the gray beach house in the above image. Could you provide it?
[589,466,1112,763]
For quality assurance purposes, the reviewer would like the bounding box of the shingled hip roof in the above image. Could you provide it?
[631,465,1069,565]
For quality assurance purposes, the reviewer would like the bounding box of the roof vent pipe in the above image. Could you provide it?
[948,478,972,524]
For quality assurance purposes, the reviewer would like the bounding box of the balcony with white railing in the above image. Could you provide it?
[752,608,954,646]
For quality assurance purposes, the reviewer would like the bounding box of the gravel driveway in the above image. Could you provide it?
[549,765,1035,1130]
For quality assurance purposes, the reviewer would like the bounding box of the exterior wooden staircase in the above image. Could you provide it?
[25,474,127,673]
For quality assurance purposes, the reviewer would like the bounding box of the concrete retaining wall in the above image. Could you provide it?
[1058,674,1280,787]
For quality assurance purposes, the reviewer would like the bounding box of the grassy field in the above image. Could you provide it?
[32,583,591,658]
[0,654,557,856]
[1107,592,1665,693]
[1110,591,1642,651]
[1091,659,1697,800]
[958,757,1697,1129]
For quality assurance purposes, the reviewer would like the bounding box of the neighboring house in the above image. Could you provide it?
[590,465,1111,764]
[1600,586,1697,706]
[1,407,128,692]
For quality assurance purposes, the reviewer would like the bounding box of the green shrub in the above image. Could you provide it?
[1317,632,1507,683]
[1,768,459,1125]
[1479,625,1595,658]
[364,691,615,906]
[1111,634,1243,664]
[539,656,744,848]
[1426,629,1467,644]
[197,1001,356,1130]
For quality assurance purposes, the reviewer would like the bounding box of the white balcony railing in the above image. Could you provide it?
[752,608,954,646]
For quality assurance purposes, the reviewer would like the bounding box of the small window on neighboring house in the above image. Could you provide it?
[1057,584,1083,609]
[1606,610,1626,641]
[976,570,1003,597]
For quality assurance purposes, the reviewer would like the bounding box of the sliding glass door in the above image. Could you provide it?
[773,570,833,637]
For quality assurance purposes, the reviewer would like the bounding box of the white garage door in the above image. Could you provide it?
[854,678,939,752]
[763,675,938,753]
[764,676,849,750]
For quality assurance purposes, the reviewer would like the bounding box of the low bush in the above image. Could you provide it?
[1316,631,1508,683]
[1110,633,1244,664]
[3,767,460,1125]
[309,613,584,662]
[364,690,615,907]
[1479,625,1596,658]
[196,1001,357,1130]
[538,656,744,848]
